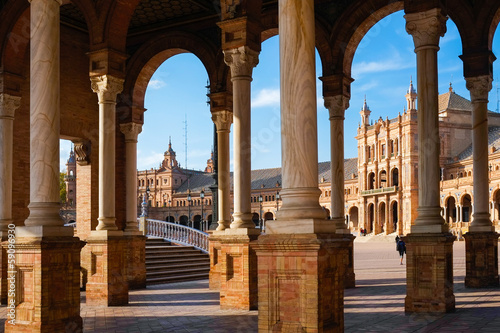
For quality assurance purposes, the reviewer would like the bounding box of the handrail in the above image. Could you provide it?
[144,219,209,253]
[360,186,398,196]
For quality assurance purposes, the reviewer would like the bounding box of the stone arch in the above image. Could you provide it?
[391,167,399,187]
[348,206,359,229]
[123,31,219,115]
[491,189,500,223]
[264,212,274,221]
[460,193,473,223]
[378,201,386,234]
[390,200,398,234]
[367,203,374,233]
[179,215,188,226]
[379,170,387,188]
[367,172,375,190]
[445,195,457,224]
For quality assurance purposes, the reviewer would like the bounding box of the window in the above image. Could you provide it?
[381,144,386,158]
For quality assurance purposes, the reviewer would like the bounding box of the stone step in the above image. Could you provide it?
[146,267,209,278]
[146,262,210,272]
[146,257,209,265]
[146,272,208,285]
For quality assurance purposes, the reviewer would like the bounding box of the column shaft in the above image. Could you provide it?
[0,94,20,229]
[120,123,143,232]
[25,0,64,226]
[275,0,325,225]
[91,75,124,230]
[223,47,258,229]
[467,76,494,231]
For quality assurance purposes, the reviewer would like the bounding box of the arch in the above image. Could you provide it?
[367,203,374,233]
[348,206,359,229]
[492,189,500,224]
[165,215,175,223]
[264,212,274,221]
[179,215,188,226]
[461,194,472,223]
[378,202,386,234]
[368,172,375,190]
[379,170,387,188]
[123,31,219,113]
[193,215,202,230]
[252,213,260,227]
[391,168,399,187]
[390,201,398,234]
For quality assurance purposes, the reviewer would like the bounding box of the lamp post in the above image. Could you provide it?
[168,199,171,222]
[259,194,263,231]
[187,191,192,228]
[200,189,205,231]
[276,191,280,213]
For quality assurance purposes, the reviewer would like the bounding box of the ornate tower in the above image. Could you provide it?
[64,146,77,206]
[406,78,417,111]
[162,137,178,169]
[360,96,371,126]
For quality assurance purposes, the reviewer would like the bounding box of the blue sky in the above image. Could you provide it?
[60,11,500,172]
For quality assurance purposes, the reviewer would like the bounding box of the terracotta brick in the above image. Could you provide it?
[464,232,500,287]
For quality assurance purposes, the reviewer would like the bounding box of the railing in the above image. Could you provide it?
[144,219,209,253]
[361,186,398,196]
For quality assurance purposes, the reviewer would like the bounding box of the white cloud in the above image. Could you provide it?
[148,79,166,90]
[358,80,379,92]
[252,88,280,108]
[352,53,414,77]
[137,152,164,170]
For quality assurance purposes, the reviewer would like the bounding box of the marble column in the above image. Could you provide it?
[223,46,259,229]
[464,75,499,287]
[120,122,146,289]
[211,110,232,230]
[120,122,143,233]
[0,94,21,305]
[5,1,84,332]
[254,0,347,331]
[91,75,124,230]
[404,8,455,313]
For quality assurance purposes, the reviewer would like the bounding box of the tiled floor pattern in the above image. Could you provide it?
[1,240,499,332]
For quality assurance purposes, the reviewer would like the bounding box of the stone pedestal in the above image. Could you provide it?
[217,229,259,310]
[84,230,128,306]
[4,227,84,333]
[208,232,222,290]
[405,233,455,313]
[464,232,499,288]
[124,233,146,290]
[254,233,347,332]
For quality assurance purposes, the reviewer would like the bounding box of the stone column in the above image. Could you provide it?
[120,122,147,289]
[5,1,84,332]
[223,46,259,229]
[91,75,124,230]
[464,75,499,287]
[324,95,356,289]
[85,74,128,306]
[0,94,20,304]
[404,8,455,313]
[254,0,347,331]
[212,110,232,230]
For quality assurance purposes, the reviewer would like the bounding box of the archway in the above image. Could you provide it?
[445,197,457,225]
[461,194,472,223]
[392,168,399,187]
[349,206,359,230]
[368,172,375,190]
[179,215,188,226]
[379,202,386,234]
[193,215,201,230]
[165,215,175,223]
[379,170,387,188]
[264,212,274,221]
[391,201,398,234]
[252,213,259,227]
[368,203,374,233]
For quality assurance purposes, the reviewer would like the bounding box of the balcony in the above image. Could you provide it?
[361,186,399,196]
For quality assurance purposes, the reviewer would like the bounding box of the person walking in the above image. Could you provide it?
[397,238,406,265]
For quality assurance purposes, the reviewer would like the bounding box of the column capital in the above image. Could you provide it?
[405,8,447,49]
[465,75,492,103]
[72,139,90,166]
[120,122,143,143]
[0,94,21,119]
[324,95,349,120]
[212,110,233,132]
[223,46,259,79]
[90,75,124,102]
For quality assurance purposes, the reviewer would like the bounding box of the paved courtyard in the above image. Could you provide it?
[1,239,500,332]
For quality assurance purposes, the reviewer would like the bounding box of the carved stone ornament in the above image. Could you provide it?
[0,94,21,119]
[223,46,259,78]
[90,75,124,102]
[324,95,349,120]
[120,122,143,143]
[73,140,90,166]
[212,110,233,132]
[405,8,447,49]
[465,75,492,103]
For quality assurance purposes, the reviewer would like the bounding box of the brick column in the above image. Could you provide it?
[5,0,84,331]
[404,8,455,313]
[85,75,128,306]
[324,95,356,289]
[464,75,499,287]
[254,0,347,331]
[0,94,20,304]
[120,122,146,289]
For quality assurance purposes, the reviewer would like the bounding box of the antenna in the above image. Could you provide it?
[496,80,499,113]
[184,114,188,171]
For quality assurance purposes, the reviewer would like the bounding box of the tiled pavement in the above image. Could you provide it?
[1,240,500,332]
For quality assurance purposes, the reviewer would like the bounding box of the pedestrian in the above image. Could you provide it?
[395,235,400,245]
[397,238,406,265]
[360,228,364,236]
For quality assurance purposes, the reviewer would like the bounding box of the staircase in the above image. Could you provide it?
[146,237,210,285]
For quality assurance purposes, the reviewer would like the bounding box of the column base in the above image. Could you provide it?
[253,233,347,332]
[208,231,222,290]
[405,233,456,313]
[4,231,84,333]
[124,234,146,289]
[218,228,260,310]
[84,230,128,306]
[464,232,499,288]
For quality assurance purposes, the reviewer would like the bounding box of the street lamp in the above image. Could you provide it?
[187,191,192,228]
[168,199,171,222]
[276,191,280,212]
[259,194,263,231]
[200,189,205,231]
